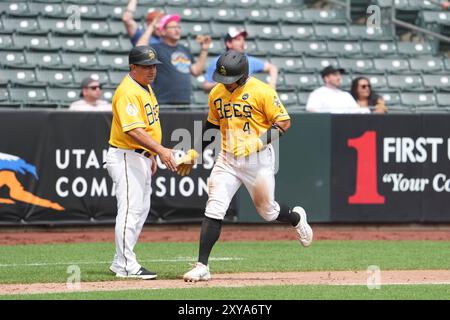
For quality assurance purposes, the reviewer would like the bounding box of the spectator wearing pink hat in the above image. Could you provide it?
[151,14,212,104]
[122,0,163,46]
[202,27,278,92]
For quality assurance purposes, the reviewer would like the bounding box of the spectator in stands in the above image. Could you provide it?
[441,1,450,10]
[202,27,278,92]
[151,14,212,105]
[306,66,369,114]
[122,0,164,46]
[350,77,387,114]
[69,77,112,111]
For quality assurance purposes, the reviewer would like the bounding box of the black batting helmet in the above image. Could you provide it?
[128,46,162,66]
[213,50,249,84]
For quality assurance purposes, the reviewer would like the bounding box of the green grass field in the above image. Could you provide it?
[0,240,449,299]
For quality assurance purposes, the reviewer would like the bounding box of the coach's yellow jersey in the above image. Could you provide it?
[109,75,162,153]
[207,77,290,154]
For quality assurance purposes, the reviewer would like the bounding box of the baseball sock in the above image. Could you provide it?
[276,204,300,226]
[198,216,222,266]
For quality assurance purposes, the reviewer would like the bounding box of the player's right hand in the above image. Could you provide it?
[176,149,199,176]
[159,147,177,172]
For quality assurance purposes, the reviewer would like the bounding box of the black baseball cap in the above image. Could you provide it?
[321,65,345,78]
[129,46,162,66]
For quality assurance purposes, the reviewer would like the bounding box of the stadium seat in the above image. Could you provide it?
[0,35,15,49]
[397,42,434,56]
[13,35,51,51]
[101,87,115,101]
[314,25,349,40]
[85,37,123,52]
[278,91,298,106]
[38,17,83,35]
[73,71,110,85]
[379,91,401,106]
[0,2,32,17]
[252,72,285,88]
[0,87,10,102]
[97,54,128,70]
[25,52,63,69]
[338,58,375,73]
[348,25,394,40]
[98,0,129,4]
[36,70,74,86]
[409,57,444,72]
[292,40,328,56]
[227,0,258,7]
[301,9,347,24]
[421,11,450,26]
[2,17,41,34]
[361,41,397,57]
[108,71,127,86]
[365,74,388,90]
[0,51,26,67]
[246,24,282,40]
[280,25,314,39]
[49,35,86,51]
[270,57,305,73]
[61,53,98,69]
[400,92,436,107]
[302,57,338,72]
[257,0,295,8]
[268,8,303,23]
[28,2,66,18]
[297,91,309,106]
[164,0,190,6]
[46,87,80,104]
[422,75,450,90]
[188,38,224,55]
[1,68,37,85]
[165,6,202,22]
[81,20,111,36]
[9,87,47,103]
[256,40,293,56]
[96,5,124,20]
[61,3,99,19]
[237,8,271,23]
[436,93,450,107]
[210,22,237,38]
[181,22,212,37]
[373,58,410,73]
[200,7,236,21]
[387,75,423,90]
[109,21,126,36]
[284,73,320,90]
[191,74,206,90]
[119,37,133,52]
[192,90,208,105]
[327,41,362,56]
[244,40,258,55]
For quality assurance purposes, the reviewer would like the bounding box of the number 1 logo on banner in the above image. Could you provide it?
[347,131,385,204]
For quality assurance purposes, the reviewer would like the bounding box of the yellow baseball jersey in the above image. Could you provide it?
[109,75,161,153]
[207,77,290,154]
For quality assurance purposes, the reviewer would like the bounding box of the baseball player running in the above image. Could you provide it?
[106,46,177,280]
[178,50,313,282]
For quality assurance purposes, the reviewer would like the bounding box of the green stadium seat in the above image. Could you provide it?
[421,11,450,26]
[258,0,295,8]
[236,8,270,23]
[73,71,110,85]
[13,35,51,51]
[292,40,328,56]
[361,41,397,57]
[96,5,124,20]
[98,54,128,70]
[401,92,436,107]
[200,7,236,22]
[101,87,115,101]
[284,73,319,90]
[387,75,423,90]
[327,41,362,56]
[0,35,14,50]
[379,91,401,106]
[82,20,111,36]
[246,24,282,39]
[165,0,191,6]
[0,51,26,67]
[341,74,352,90]
[210,22,237,38]
[297,91,309,106]
[2,17,41,34]
[66,0,97,4]
[442,58,450,71]
[28,2,65,18]
[62,3,99,19]
[278,91,298,106]
[256,40,293,56]
[252,72,285,87]
[119,37,133,52]
[109,21,126,35]
[38,17,83,35]
[108,71,127,86]
[165,6,202,22]
[182,22,212,37]
[98,0,129,4]
[409,57,444,72]
[0,68,37,85]
[270,57,304,73]
[280,25,314,39]
[191,74,206,90]
[348,26,393,40]
[0,87,10,102]
[374,58,410,73]
[188,38,224,55]
[268,8,303,23]
[0,2,32,17]
[133,5,165,20]
[338,58,375,73]
[302,57,338,72]
[227,0,258,7]
[422,75,450,90]
[47,87,80,104]
[9,87,47,103]
[85,37,123,52]
[61,53,98,69]
[314,25,349,40]
[365,74,388,90]
[49,35,86,51]
[25,52,63,68]
[436,93,450,107]
[192,90,208,105]
[301,9,347,24]
[36,70,74,86]
[397,42,434,56]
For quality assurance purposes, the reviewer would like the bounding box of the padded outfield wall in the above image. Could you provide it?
[0,110,449,225]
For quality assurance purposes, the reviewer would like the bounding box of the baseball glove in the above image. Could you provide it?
[176,149,199,176]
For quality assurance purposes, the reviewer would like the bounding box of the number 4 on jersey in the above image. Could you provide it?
[243,122,251,134]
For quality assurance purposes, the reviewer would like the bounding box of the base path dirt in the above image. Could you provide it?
[1,270,450,296]
[1,224,450,245]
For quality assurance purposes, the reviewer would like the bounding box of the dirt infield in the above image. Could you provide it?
[1,224,450,245]
[1,270,450,295]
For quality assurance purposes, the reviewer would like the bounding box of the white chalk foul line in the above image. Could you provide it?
[0,257,243,268]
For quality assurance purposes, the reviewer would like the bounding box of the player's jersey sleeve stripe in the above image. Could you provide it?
[122,122,146,132]
[274,114,290,121]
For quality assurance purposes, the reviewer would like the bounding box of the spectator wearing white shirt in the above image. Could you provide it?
[69,77,112,112]
[306,66,369,114]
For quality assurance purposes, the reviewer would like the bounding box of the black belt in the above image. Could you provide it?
[109,144,152,158]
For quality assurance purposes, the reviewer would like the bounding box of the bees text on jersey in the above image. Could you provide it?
[207,77,290,154]
[109,75,162,153]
